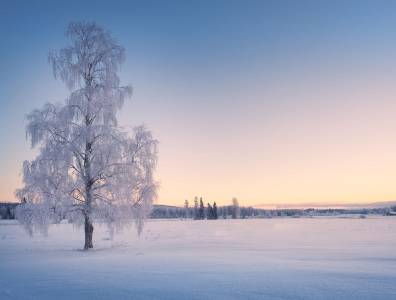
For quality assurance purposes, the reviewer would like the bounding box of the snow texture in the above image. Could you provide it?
[1,217,396,299]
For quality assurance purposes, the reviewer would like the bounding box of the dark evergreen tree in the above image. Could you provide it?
[6,207,12,219]
[199,197,205,219]
[207,203,213,219]
[213,202,218,219]
[193,196,199,220]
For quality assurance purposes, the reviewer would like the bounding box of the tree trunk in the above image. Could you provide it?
[84,216,94,250]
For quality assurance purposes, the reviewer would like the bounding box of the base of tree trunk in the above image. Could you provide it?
[84,217,94,250]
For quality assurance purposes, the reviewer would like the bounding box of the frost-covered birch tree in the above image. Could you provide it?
[15,22,158,250]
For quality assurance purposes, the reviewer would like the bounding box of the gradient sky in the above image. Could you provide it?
[1,0,396,206]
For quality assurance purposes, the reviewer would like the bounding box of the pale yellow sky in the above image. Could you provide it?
[3,65,396,207]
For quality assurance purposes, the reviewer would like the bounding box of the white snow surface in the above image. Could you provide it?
[1,217,396,299]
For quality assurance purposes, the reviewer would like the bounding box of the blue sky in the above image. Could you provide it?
[2,0,396,205]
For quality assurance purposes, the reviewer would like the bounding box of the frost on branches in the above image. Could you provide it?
[15,22,158,250]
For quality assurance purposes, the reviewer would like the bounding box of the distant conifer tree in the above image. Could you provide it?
[199,197,205,219]
[232,198,240,219]
[213,202,218,219]
[207,203,213,219]
[193,196,199,220]
[184,199,189,219]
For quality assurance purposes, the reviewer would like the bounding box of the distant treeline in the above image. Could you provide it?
[151,197,244,219]
[1,202,396,220]
[150,199,396,219]
[0,203,18,219]
[150,205,261,219]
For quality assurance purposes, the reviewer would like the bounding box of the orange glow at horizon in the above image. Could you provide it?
[3,71,396,207]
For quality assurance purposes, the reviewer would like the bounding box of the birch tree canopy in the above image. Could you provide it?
[15,21,158,249]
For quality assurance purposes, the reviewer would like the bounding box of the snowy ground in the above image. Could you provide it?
[1,217,396,300]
